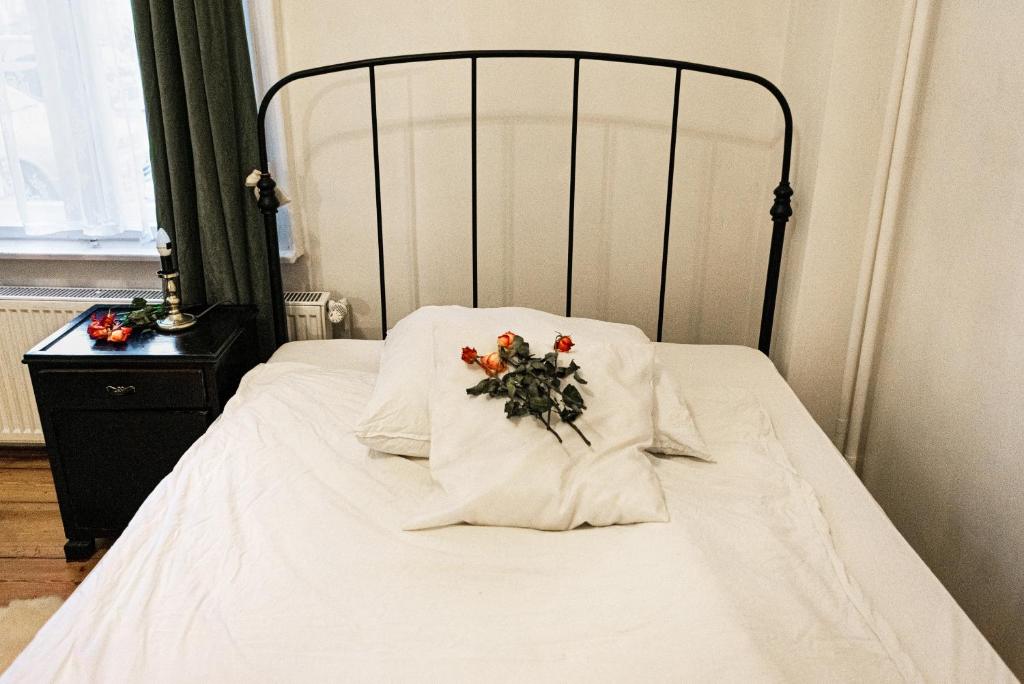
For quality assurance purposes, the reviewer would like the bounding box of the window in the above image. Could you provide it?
[0,0,295,260]
[0,0,156,254]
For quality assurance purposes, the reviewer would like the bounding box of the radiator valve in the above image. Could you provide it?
[327,298,349,324]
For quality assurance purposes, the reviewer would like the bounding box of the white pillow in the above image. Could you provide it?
[354,305,710,460]
[405,329,668,530]
[354,306,650,457]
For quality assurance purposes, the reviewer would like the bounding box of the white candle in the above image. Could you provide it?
[156,227,174,273]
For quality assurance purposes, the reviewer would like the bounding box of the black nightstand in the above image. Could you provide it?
[23,304,259,561]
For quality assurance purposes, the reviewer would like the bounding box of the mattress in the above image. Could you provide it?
[3,341,1013,682]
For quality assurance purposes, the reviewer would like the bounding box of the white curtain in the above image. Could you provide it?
[0,0,155,238]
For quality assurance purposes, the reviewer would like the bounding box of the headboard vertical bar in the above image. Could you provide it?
[368,65,388,338]
[471,58,479,308]
[656,68,683,343]
[565,57,580,317]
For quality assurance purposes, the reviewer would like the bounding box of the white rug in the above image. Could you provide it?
[0,596,64,674]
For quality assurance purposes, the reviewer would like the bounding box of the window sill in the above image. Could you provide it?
[0,239,302,263]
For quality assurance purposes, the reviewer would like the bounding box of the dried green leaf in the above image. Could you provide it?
[466,378,495,396]
[562,384,585,409]
[529,395,553,413]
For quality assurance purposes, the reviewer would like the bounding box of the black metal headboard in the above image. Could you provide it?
[254,50,793,353]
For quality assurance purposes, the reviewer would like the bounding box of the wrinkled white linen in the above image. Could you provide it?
[255,340,1017,683]
[3,358,931,682]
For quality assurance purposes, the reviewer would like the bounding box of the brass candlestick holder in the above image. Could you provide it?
[156,271,196,332]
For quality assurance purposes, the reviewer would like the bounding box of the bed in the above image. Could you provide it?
[3,50,1016,681]
[3,339,1013,681]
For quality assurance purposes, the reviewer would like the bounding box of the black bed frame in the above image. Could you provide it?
[254,50,793,353]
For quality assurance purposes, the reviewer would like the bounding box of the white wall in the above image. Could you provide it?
[0,254,309,299]
[0,258,156,288]
[772,1,905,444]
[859,1,1024,673]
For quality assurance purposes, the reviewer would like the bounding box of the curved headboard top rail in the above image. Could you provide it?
[253,50,794,353]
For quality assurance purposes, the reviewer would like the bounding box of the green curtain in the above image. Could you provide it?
[131,0,274,358]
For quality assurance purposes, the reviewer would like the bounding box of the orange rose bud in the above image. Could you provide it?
[107,327,132,343]
[496,331,517,349]
[461,346,478,363]
[478,351,507,376]
[554,334,574,352]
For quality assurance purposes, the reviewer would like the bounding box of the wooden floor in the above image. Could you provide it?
[0,451,107,606]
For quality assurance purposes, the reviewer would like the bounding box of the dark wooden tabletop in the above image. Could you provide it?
[23,304,258,364]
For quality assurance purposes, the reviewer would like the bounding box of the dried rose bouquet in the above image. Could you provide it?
[461,331,590,446]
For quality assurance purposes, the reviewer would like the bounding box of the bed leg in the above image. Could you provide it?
[64,538,96,562]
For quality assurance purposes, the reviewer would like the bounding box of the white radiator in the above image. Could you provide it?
[0,286,343,445]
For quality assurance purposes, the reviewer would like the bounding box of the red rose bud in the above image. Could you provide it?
[554,334,574,352]
[496,331,518,349]
[461,346,478,363]
[87,323,108,340]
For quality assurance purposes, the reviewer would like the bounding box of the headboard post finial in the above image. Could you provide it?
[256,173,280,215]
[770,181,794,222]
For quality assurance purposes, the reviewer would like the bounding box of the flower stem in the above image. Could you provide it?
[537,413,563,443]
[566,421,592,447]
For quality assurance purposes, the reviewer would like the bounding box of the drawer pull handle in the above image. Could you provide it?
[105,385,136,397]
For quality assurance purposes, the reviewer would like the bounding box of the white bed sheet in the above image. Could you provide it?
[3,342,1013,682]
[262,340,1020,683]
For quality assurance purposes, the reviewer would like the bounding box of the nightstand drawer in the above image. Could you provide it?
[34,368,207,410]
